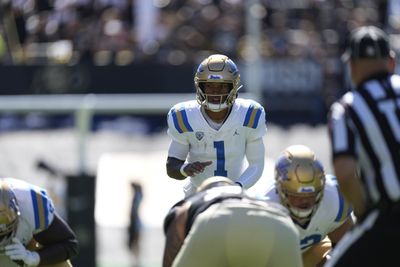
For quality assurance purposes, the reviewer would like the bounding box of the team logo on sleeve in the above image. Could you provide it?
[195,132,204,141]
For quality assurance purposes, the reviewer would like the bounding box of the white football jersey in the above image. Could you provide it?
[167,98,267,188]
[0,178,55,267]
[265,175,352,252]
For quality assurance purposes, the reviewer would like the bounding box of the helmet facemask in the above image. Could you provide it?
[194,54,242,112]
[274,145,325,225]
[278,186,324,225]
[196,83,239,112]
[0,183,20,248]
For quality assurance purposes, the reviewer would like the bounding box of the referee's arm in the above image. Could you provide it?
[333,155,367,219]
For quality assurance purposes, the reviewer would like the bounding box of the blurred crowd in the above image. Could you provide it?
[0,0,393,66]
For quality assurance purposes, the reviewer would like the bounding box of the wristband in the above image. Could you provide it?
[180,163,189,177]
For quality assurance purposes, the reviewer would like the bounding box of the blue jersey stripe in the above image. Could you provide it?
[172,111,184,133]
[180,109,193,132]
[30,189,48,230]
[335,186,345,222]
[251,108,262,128]
[30,189,40,229]
[243,105,255,127]
[41,190,49,227]
[171,109,193,133]
[243,105,262,129]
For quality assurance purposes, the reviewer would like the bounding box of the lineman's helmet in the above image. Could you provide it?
[197,176,236,192]
[275,145,325,223]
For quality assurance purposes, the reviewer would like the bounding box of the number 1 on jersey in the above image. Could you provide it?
[213,141,228,176]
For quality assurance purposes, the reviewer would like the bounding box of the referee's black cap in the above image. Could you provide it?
[342,25,392,61]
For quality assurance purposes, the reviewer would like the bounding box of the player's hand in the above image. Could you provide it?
[184,161,212,176]
[5,238,40,266]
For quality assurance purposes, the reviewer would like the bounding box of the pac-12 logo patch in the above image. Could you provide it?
[195,131,204,140]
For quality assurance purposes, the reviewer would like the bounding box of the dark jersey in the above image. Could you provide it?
[163,185,284,236]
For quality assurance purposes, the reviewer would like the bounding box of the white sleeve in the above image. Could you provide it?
[167,140,189,161]
[237,137,265,188]
[329,101,354,155]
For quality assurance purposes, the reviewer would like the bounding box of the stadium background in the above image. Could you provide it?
[0,0,398,266]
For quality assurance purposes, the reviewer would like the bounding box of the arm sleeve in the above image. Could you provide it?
[33,213,79,265]
[237,137,265,188]
[328,101,356,158]
[167,140,189,161]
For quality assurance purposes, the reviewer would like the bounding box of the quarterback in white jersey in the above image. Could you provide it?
[264,145,353,267]
[166,54,267,196]
[0,178,78,267]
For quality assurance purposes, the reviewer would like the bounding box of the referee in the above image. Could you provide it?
[327,25,400,267]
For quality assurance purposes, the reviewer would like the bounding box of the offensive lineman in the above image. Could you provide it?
[263,145,354,267]
[163,176,302,267]
[166,54,267,196]
[0,178,78,267]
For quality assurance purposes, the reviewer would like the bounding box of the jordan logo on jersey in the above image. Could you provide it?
[233,129,239,136]
[195,132,204,141]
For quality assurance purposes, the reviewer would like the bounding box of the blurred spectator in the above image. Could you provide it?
[127,182,143,267]
[0,0,394,116]
[0,0,389,66]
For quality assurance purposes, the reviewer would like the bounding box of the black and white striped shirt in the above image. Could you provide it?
[329,73,400,205]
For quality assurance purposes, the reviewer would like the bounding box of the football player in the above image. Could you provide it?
[163,176,303,267]
[0,178,78,267]
[263,145,354,267]
[166,54,267,196]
